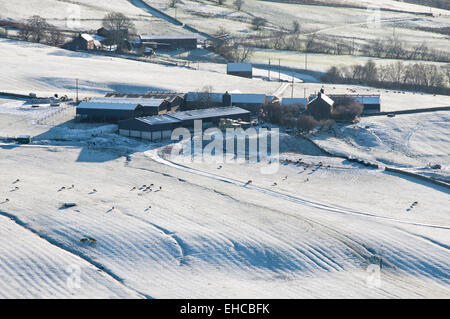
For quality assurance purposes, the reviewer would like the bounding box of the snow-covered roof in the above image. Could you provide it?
[81,34,94,42]
[231,93,266,104]
[138,114,181,125]
[140,34,197,41]
[281,98,307,106]
[77,101,139,111]
[227,63,252,72]
[90,97,166,107]
[308,93,334,106]
[185,92,266,104]
[330,94,380,105]
[169,106,250,121]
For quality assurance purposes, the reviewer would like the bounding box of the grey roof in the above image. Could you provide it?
[140,34,197,41]
[90,97,166,107]
[186,92,266,104]
[227,63,252,72]
[137,115,181,126]
[281,98,307,106]
[330,95,380,105]
[77,101,139,111]
[169,106,250,121]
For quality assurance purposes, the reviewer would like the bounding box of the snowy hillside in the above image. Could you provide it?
[0,123,449,298]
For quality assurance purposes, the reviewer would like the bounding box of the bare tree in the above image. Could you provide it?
[46,26,65,46]
[217,0,226,4]
[442,64,450,85]
[0,27,8,38]
[251,17,267,30]
[102,12,135,52]
[168,0,180,8]
[233,0,244,11]
[26,15,49,43]
[292,21,300,34]
[331,97,363,121]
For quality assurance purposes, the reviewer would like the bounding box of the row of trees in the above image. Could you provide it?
[362,36,449,63]
[18,16,64,46]
[245,31,449,63]
[323,60,450,93]
[210,27,254,62]
[169,0,244,11]
[260,98,363,133]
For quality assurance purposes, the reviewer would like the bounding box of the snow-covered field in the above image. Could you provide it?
[0,108,449,298]
[0,0,191,36]
[0,39,281,98]
[309,111,450,183]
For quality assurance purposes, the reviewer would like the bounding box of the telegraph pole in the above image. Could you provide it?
[278,59,281,82]
[75,78,79,104]
[268,58,271,81]
[291,74,294,98]
[305,52,308,71]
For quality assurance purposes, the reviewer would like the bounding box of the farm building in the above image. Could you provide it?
[170,106,251,128]
[105,92,185,112]
[90,97,170,115]
[139,35,198,50]
[184,92,266,114]
[76,101,148,122]
[62,33,101,51]
[119,115,182,140]
[281,98,308,110]
[328,94,381,113]
[306,92,334,121]
[227,63,253,78]
[118,106,251,141]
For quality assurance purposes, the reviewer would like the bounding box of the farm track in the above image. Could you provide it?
[145,148,450,230]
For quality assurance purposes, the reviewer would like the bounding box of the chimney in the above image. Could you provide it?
[222,91,232,107]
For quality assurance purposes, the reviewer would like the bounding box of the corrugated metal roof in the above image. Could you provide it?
[227,63,252,72]
[232,93,265,104]
[330,94,380,105]
[90,97,165,107]
[140,34,197,41]
[186,92,265,104]
[137,115,181,125]
[281,98,307,106]
[169,106,250,121]
[77,101,138,111]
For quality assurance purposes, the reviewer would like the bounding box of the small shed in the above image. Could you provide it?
[227,63,253,78]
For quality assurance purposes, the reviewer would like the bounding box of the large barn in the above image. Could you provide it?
[139,35,198,50]
[118,106,251,141]
[227,63,253,78]
[329,94,381,114]
[281,98,308,110]
[90,97,170,115]
[105,92,185,112]
[76,102,146,122]
[184,92,266,115]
